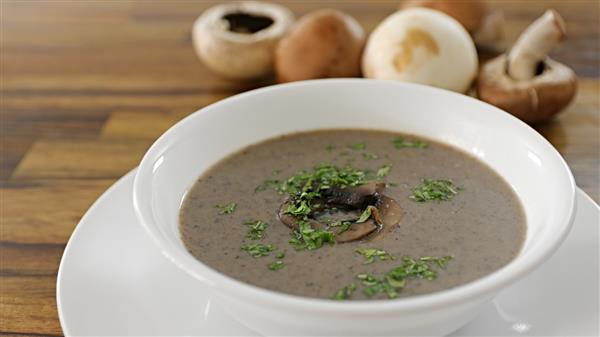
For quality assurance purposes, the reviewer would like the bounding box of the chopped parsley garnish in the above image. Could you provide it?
[281,164,368,227]
[329,220,353,233]
[276,252,285,259]
[285,200,311,217]
[363,152,378,160]
[357,273,399,298]
[244,219,268,240]
[356,206,376,223]
[255,179,280,192]
[289,221,335,251]
[332,282,356,300]
[392,137,428,149]
[268,260,285,271]
[410,179,461,202]
[216,202,236,214]
[356,247,396,264]
[280,164,367,196]
[349,143,366,150]
[258,164,368,197]
[241,243,275,258]
[326,144,336,152]
[277,164,377,251]
[376,164,392,178]
[420,255,453,268]
[356,255,453,299]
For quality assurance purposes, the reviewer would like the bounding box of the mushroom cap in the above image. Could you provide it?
[192,1,294,80]
[477,55,578,123]
[362,8,478,93]
[400,0,487,34]
[275,9,365,83]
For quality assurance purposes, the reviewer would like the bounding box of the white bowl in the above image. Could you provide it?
[133,79,576,336]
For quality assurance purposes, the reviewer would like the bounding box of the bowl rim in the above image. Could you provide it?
[133,78,577,313]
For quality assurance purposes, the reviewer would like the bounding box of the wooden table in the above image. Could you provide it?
[1,1,598,335]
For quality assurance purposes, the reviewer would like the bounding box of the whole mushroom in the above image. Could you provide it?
[275,9,365,83]
[400,0,504,48]
[362,8,478,93]
[477,10,577,123]
[400,0,486,34]
[192,1,294,80]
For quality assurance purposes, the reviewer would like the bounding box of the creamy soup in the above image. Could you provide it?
[180,130,526,300]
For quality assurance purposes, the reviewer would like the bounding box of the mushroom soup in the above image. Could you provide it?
[180,130,526,300]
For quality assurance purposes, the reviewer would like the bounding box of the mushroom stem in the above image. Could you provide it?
[507,10,566,81]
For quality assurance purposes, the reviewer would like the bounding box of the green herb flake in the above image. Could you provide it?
[356,206,375,223]
[280,164,367,224]
[326,145,336,152]
[332,283,356,300]
[216,202,236,215]
[363,152,378,160]
[243,219,268,240]
[356,273,397,298]
[255,179,280,193]
[410,179,461,203]
[356,247,396,264]
[289,221,335,251]
[277,164,374,251]
[285,200,312,217]
[377,164,392,178]
[241,243,275,258]
[329,220,353,233]
[276,252,285,259]
[349,143,366,151]
[392,137,429,149]
[354,255,453,299]
[268,260,285,271]
[420,255,453,268]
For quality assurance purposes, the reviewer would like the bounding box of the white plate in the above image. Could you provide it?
[57,170,599,336]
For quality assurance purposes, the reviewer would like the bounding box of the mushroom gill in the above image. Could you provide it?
[222,12,274,33]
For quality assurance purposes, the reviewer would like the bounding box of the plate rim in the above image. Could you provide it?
[56,169,599,335]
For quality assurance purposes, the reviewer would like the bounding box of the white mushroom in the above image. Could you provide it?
[362,8,478,93]
[192,1,294,80]
[477,10,577,123]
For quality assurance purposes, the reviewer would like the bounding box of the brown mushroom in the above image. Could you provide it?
[477,10,577,123]
[400,0,486,34]
[277,183,401,243]
[335,219,379,243]
[373,195,402,238]
[278,200,325,231]
[275,9,365,82]
[400,0,504,48]
[322,182,385,208]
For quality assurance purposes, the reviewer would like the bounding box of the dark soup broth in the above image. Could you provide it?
[179,130,526,300]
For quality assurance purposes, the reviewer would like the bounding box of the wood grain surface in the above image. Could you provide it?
[1,1,598,335]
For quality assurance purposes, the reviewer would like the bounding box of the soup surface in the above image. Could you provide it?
[180,130,526,300]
